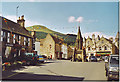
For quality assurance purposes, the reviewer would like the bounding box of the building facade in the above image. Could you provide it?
[1,15,34,61]
[40,33,62,59]
[83,33,118,59]
[35,38,40,55]
[72,26,86,62]
[61,43,73,59]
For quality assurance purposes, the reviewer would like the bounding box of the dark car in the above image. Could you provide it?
[89,56,97,62]
[105,55,119,81]
[24,53,38,65]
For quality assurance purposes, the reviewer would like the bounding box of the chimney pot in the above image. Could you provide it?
[21,15,24,20]
[19,17,20,20]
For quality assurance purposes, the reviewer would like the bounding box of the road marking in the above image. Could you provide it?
[7,72,20,78]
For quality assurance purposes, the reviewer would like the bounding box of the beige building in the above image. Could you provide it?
[83,33,119,58]
[40,33,73,59]
[40,33,63,59]
[114,32,119,54]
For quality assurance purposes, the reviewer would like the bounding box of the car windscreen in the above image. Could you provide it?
[91,56,96,58]
[110,56,119,65]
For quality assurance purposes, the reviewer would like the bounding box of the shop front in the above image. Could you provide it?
[95,51,111,57]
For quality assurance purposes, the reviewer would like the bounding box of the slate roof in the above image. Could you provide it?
[50,34,62,43]
[1,16,32,38]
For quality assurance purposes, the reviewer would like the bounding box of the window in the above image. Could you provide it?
[28,38,30,46]
[19,36,21,44]
[101,40,104,44]
[105,46,107,50]
[1,31,3,41]
[2,31,6,41]
[50,44,52,49]
[88,47,90,51]
[99,47,101,50]
[88,41,89,44]
[13,34,15,44]
[26,38,28,46]
[24,37,26,46]
[7,32,10,43]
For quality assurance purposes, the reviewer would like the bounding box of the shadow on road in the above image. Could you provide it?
[3,64,27,72]
[2,71,84,81]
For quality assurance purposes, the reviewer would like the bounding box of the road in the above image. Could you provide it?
[2,60,107,81]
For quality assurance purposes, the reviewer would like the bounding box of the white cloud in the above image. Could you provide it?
[76,16,83,22]
[68,16,84,23]
[3,15,40,27]
[68,16,75,23]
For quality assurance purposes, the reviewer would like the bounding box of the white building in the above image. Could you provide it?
[35,40,40,55]
[61,43,68,59]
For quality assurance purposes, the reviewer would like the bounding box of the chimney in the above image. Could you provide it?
[17,15,25,27]
[97,35,100,41]
[31,31,36,39]
[92,34,95,43]
[109,37,113,42]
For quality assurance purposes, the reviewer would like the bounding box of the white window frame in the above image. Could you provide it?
[24,37,26,45]
[7,32,10,43]
[19,36,21,44]
[28,38,30,46]
[13,34,15,44]
[1,31,3,41]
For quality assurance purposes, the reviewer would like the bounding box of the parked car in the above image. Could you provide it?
[89,56,97,62]
[96,56,101,61]
[105,55,119,81]
[37,55,45,63]
[104,56,109,63]
[2,57,12,71]
[24,53,38,65]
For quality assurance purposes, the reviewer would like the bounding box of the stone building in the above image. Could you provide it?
[83,33,118,59]
[114,32,119,54]
[40,33,63,59]
[1,15,34,60]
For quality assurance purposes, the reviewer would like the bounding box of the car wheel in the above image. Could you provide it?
[107,76,112,81]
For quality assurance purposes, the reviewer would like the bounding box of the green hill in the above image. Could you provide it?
[26,25,77,46]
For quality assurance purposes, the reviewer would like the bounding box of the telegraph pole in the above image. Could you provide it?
[16,6,19,22]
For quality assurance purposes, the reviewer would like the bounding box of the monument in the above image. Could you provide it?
[72,26,86,62]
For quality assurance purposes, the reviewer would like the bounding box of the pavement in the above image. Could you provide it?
[2,60,107,81]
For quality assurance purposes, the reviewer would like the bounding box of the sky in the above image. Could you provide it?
[1,1,119,39]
